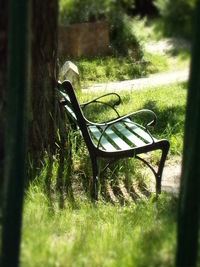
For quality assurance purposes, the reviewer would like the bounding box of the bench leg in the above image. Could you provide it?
[136,141,170,196]
[156,142,170,195]
[91,156,99,201]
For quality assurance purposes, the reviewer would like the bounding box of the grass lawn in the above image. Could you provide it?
[72,54,168,87]
[66,52,186,88]
[21,186,177,267]
[20,82,188,266]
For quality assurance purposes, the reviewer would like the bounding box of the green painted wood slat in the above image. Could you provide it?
[103,127,131,150]
[88,126,117,151]
[124,118,156,143]
[113,123,145,147]
[64,105,77,121]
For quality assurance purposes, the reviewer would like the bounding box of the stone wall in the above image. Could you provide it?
[58,21,110,58]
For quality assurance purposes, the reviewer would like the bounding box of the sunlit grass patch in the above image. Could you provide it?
[21,182,177,267]
[143,53,169,74]
[72,56,151,87]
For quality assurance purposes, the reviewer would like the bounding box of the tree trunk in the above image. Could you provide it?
[176,1,200,266]
[30,0,59,166]
[29,0,71,196]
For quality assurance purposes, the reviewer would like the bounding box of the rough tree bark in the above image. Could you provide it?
[30,0,59,166]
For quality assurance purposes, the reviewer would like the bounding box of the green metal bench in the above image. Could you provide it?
[57,80,170,200]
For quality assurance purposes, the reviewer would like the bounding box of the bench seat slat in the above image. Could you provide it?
[60,91,70,102]
[60,91,78,122]
[88,126,117,152]
[103,127,131,150]
[124,119,156,143]
[114,123,145,147]
[64,105,77,121]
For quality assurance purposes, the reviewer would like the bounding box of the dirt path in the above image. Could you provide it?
[159,157,181,195]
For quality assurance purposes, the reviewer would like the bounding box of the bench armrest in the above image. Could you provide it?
[81,92,121,108]
[86,109,157,128]
[81,93,121,119]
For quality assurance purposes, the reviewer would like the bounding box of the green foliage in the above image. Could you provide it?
[154,0,196,39]
[108,6,140,56]
[59,0,135,25]
[59,0,110,24]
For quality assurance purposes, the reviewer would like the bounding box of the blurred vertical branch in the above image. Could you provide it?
[176,0,200,266]
[0,0,8,215]
[1,0,32,266]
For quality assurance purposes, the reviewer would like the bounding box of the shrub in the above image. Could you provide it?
[59,0,110,25]
[59,0,145,57]
[154,0,196,39]
[108,7,140,56]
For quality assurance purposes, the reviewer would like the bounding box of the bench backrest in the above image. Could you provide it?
[58,80,95,154]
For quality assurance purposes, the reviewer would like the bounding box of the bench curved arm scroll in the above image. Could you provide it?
[86,109,157,128]
[81,92,121,108]
[81,93,121,118]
